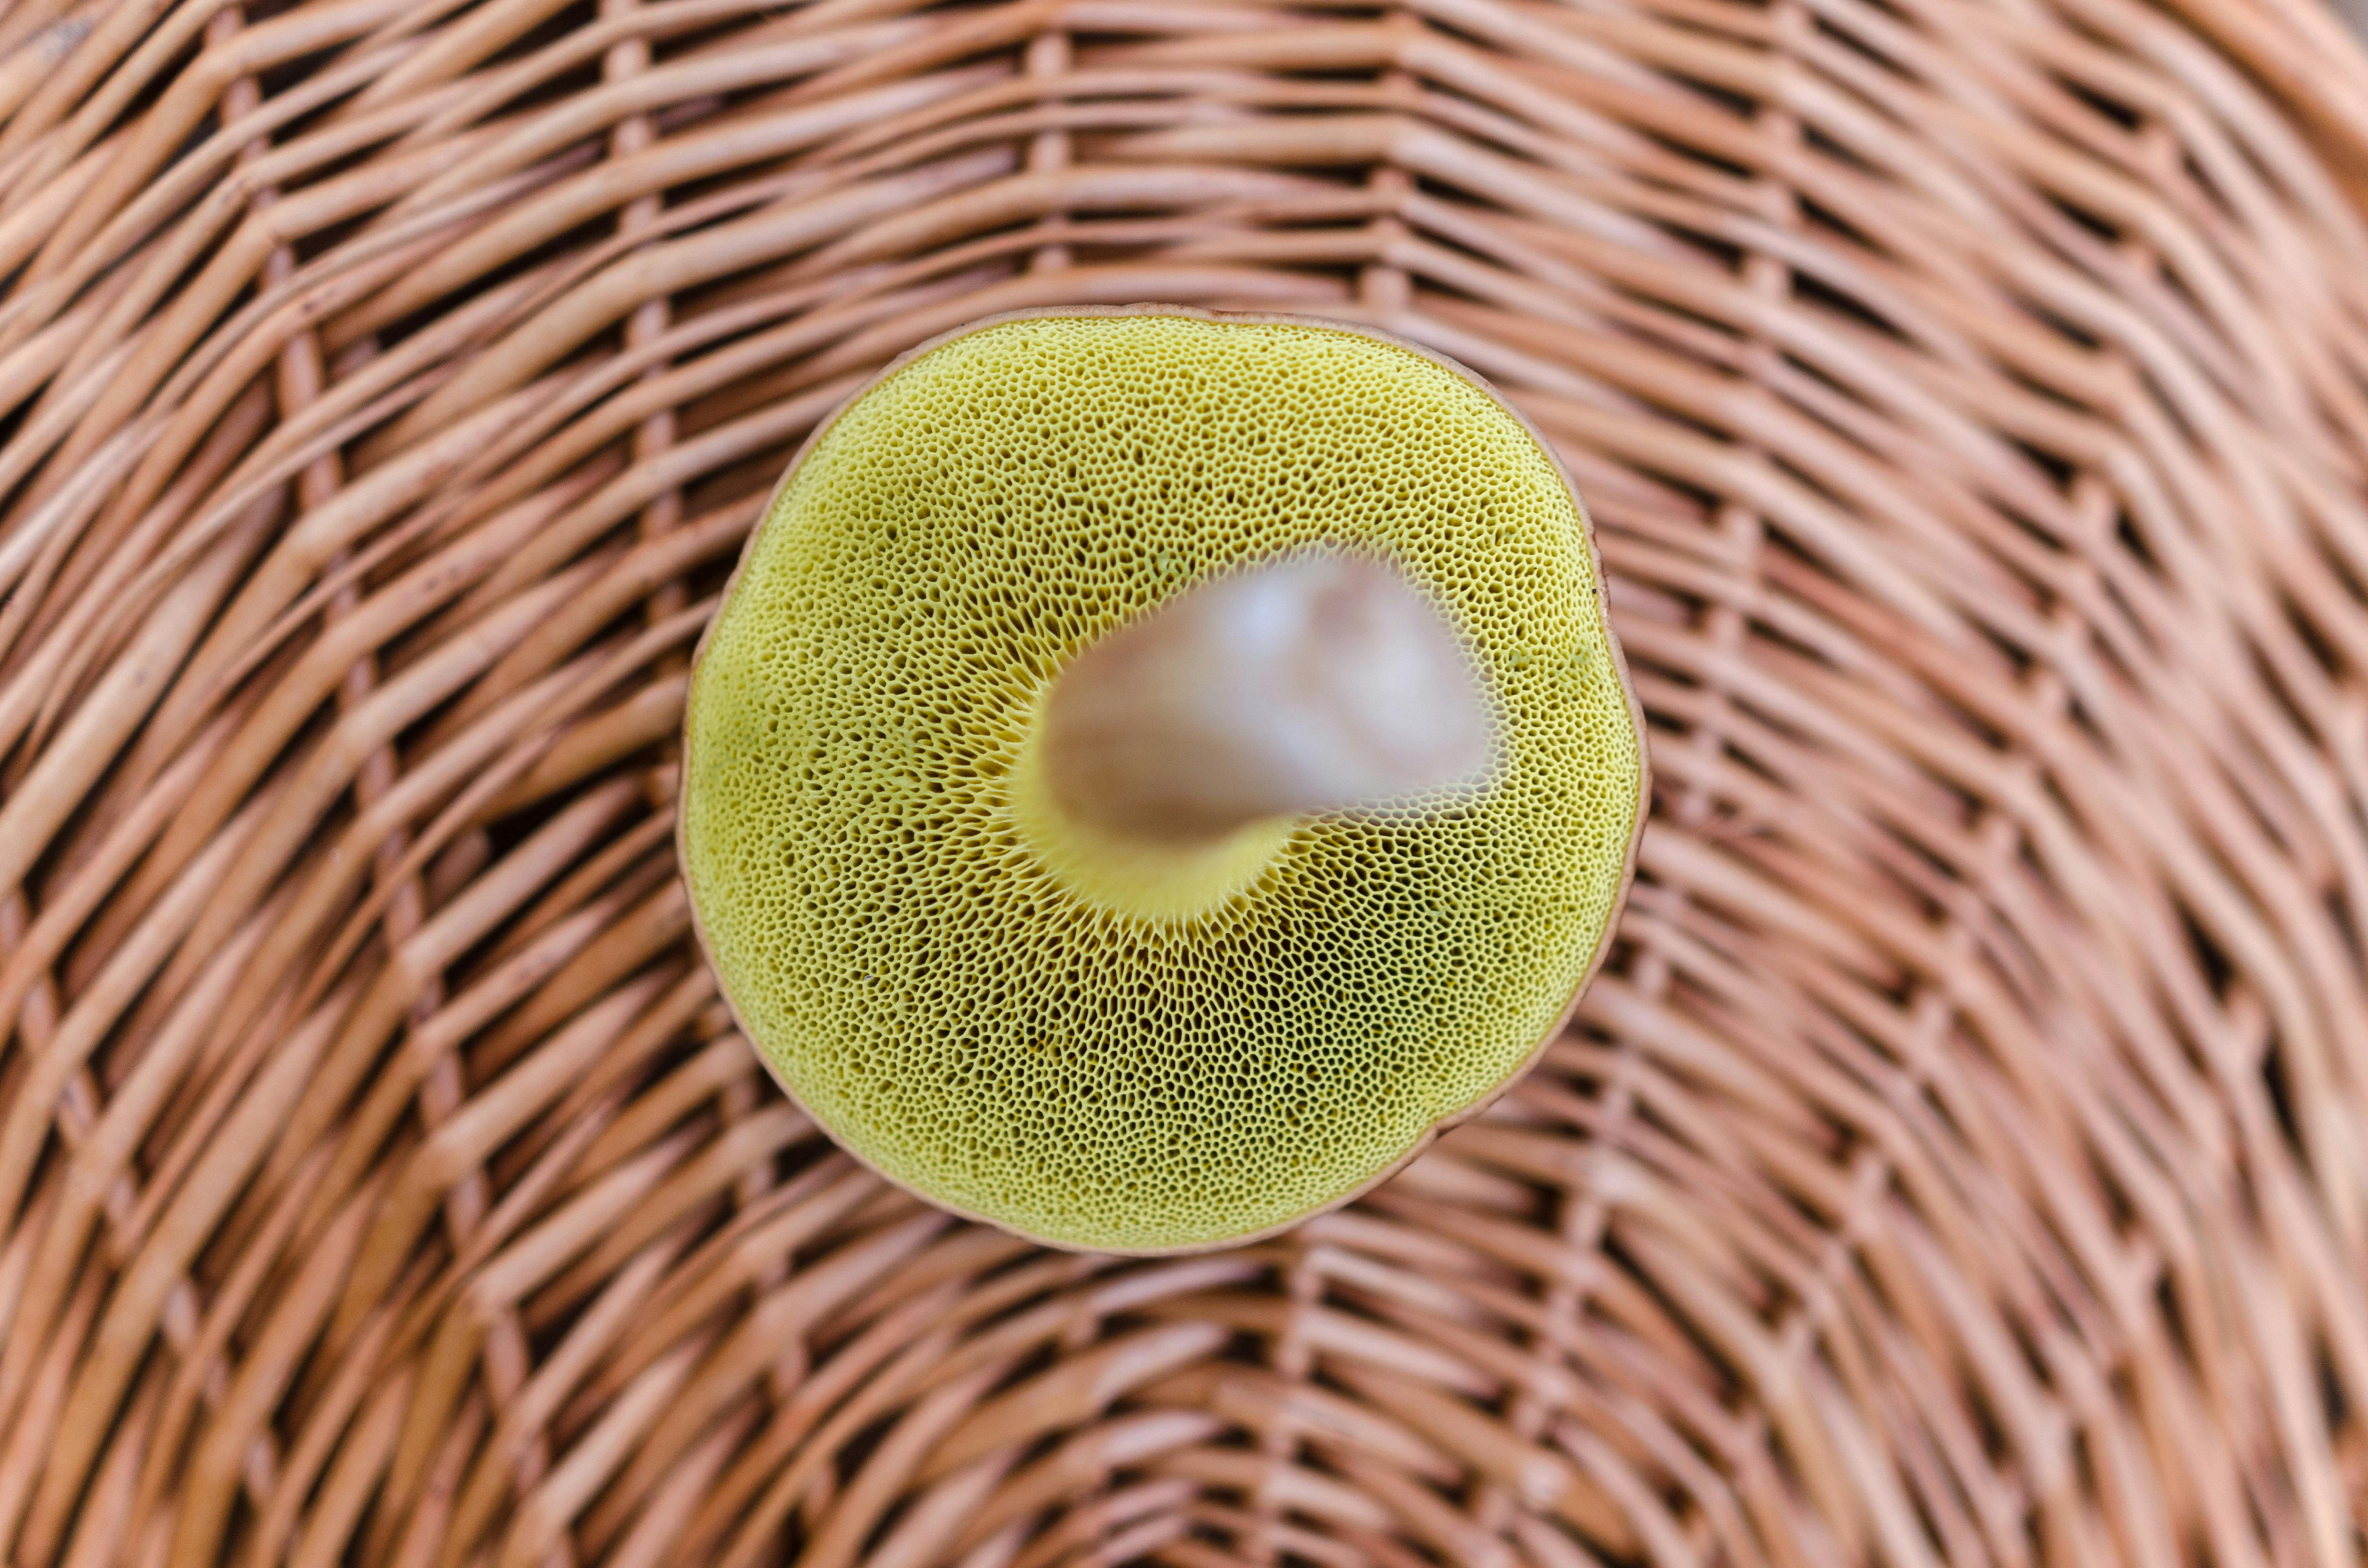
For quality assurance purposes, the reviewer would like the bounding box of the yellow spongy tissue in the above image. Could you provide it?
[681,312,1642,1252]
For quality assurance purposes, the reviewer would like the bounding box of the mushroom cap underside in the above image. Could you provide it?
[680,308,1645,1253]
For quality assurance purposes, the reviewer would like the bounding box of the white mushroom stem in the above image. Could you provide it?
[1040,552,1497,844]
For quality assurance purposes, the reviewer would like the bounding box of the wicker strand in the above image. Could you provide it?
[4,0,2368,1564]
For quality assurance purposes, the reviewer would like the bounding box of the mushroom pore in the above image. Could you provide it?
[679,308,1646,1252]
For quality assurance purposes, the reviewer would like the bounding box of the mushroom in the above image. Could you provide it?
[680,307,1646,1254]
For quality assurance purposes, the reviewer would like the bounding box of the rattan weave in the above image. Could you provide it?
[5,0,2368,1563]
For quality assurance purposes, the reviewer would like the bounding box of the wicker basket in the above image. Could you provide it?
[5,0,2368,1562]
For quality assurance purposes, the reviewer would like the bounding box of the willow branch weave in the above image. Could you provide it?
[2,0,2368,1564]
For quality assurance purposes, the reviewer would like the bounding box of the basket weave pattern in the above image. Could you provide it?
[3,0,2368,1564]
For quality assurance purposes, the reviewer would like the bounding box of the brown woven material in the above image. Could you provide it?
[4,0,2368,1563]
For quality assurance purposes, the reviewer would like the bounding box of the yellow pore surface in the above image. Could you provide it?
[682,313,1642,1251]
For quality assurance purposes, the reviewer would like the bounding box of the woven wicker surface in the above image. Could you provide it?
[6,0,2368,1564]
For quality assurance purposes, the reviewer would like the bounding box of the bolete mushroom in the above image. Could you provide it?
[679,307,1646,1254]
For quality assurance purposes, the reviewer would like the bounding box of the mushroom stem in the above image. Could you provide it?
[1040,552,1497,844]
